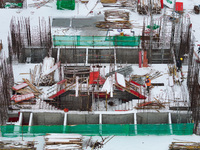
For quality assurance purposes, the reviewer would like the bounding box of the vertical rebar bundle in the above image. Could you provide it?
[9,17,52,62]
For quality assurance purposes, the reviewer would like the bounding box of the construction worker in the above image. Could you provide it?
[145,76,151,93]
[176,57,183,72]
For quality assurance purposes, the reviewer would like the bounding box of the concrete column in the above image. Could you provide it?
[168,112,173,134]
[114,48,117,65]
[64,113,68,126]
[57,47,60,63]
[99,114,102,124]
[134,113,137,135]
[18,112,23,126]
[129,101,132,110]
[28,113,33,126]
[119,104,122,110]
[86,48,88,65]
[125,102,129,110]
[75,76,79,97]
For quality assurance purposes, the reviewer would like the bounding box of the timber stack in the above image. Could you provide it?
[44,133,83,150]
[96,10,131,29]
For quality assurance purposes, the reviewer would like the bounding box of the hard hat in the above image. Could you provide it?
[180,58,183,60]
[146,76,149,78]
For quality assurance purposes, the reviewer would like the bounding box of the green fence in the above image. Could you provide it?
[53,35,141,47]
[0,123,194,137]
[56,0,75,10]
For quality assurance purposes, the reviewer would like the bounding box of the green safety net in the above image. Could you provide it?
[147,24,160,30]
[0,123,194,137]
[56,0,75,10]
[53,35,141,47]
[5,3,22,8]
[166,0,172,4]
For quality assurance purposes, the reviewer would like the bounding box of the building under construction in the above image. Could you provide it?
[0,0,198,141]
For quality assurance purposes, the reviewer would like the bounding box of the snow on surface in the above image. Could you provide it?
[1,135,200,150]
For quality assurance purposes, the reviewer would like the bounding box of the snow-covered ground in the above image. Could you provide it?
[1,134,200,150]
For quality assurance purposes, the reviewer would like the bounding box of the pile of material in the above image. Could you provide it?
[11,78,42,103]
[169,142,200,150]
[31,57,60,86]
[44,133,83,150]
[137,0,161,15]
[96,10,132,29]
[104,10,129,21]
[0,140,36,150]
[100,0,117,3]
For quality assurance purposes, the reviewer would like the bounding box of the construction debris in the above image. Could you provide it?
[135,98,165,110]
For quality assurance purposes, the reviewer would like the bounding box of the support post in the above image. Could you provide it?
[99,113,102,124]
[134,113,137,135]
[64,113,68,126]
[168,112,173,134]
[28,113,33,126]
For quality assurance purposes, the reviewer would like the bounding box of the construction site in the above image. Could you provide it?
[0,0,200,149]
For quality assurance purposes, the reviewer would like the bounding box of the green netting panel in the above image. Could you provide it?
[53,36,141,47]
[0,124,194,137]
[56,0,75,10]
[136,124,171,135]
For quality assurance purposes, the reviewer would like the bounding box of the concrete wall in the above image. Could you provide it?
[22,112,30,125]
[137,112,169,124]
[102,114,134,124]
[32,112,64,125]
[171,113,192,124]
[67,114,99,125]
[22,111,192,125]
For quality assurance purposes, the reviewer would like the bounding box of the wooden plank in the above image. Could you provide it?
[12,82,28,91]
[11,93,35,103]
[22,78,42,94]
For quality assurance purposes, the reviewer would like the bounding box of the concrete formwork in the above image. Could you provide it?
[32,112,64,125]
[102,114,134,124]
[137,112,169,124]
[67,114,99,125]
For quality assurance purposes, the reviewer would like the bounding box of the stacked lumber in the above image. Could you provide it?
[11,79,42,103]
[137,0,161,15]
[104,10,129,22]
[96,10,131,29]
[100,0,117,3]
[44,134,83,150]
[169,142,200,150]
[0,140,36,150]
